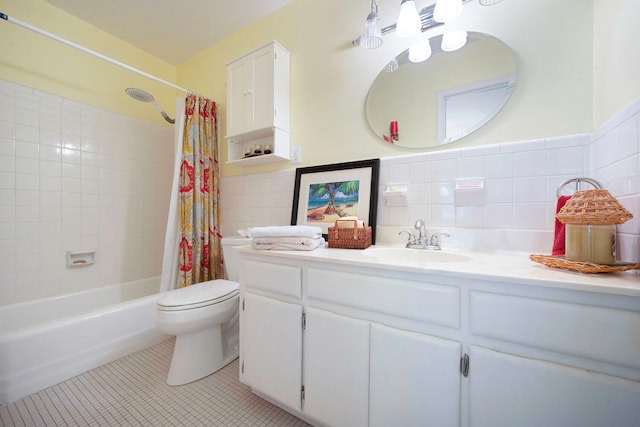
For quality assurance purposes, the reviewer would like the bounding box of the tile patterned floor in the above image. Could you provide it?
[0,338,310,426]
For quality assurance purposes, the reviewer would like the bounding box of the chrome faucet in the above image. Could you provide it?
[427,232,450,250]
[414,219,428,245]
[397,220,450,250]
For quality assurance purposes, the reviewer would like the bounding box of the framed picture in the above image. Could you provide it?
[291,159,380,244]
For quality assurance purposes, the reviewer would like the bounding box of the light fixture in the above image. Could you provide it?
[396,0,421,38]
[360,0,383,49]
[479,0,503,5]
[441,30,468,51]
[351,0,474,47]
[433,0,463,23]
[408,39,432,63]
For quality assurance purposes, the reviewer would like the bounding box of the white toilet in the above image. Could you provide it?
[156,236,250,386]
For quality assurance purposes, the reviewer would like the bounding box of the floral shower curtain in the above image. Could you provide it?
[177,95,224,287]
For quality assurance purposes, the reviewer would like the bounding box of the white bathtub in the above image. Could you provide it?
[0,277,169,404]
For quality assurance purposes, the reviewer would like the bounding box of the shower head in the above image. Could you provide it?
[125,87,154,103]
[125,88,175,124]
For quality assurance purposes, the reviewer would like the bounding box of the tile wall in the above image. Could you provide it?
[2,77,636,306]
[0,80,174,306]
[220,98,640,259]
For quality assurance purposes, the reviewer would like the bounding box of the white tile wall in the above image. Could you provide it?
[4,79,635,305]
[220,98,640,259]
[0,81,174,306]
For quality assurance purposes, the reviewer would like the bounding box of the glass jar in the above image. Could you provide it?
[565,224,616,265]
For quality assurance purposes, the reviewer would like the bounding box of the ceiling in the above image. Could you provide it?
[44,0,293,65]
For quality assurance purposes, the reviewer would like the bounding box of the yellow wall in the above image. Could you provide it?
[0,0,178,127]
[178,0,597,176]
[593,0,640,126]
[3,0,637,175]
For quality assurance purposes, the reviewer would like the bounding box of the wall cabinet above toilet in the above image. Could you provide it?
[225,41,290,166]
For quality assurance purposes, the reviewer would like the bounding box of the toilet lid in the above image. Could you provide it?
[157,279,239,310]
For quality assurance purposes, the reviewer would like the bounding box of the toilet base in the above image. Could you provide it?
[166,325,236,386]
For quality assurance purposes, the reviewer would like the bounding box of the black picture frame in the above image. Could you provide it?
[291,159,380,244]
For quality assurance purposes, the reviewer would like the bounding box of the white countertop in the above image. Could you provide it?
[239,244,640,298]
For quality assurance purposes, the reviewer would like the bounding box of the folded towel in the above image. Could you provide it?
[552,195,572,256]
[248,225,323,239]
[251,236,326,251]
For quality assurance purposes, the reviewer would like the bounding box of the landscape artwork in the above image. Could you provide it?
[305,180,360,223]
[291,159,379,242]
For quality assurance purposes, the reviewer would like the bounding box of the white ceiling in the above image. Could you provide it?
[44,0,293,65]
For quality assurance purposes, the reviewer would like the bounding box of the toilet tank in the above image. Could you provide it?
[221,236,252,282]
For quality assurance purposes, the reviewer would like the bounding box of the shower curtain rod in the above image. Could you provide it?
[1,12,193,95]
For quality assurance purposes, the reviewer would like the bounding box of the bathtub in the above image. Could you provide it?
[0,277,169,404]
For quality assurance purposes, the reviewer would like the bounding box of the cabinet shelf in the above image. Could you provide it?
[226,126,290,166]
[226,152,289,166]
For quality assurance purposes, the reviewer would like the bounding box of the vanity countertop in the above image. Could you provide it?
[238,244,640,298]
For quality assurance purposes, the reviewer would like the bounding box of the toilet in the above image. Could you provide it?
[156,236,250,386]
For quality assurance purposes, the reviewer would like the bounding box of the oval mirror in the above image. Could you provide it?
[365,32,516,148]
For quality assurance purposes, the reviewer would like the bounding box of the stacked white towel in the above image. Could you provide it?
[248,225,325,251]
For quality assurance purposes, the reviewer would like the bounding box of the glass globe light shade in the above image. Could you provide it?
[396,0,421,37]
[360,11,383,49]
[408,39,432,63]
[441,30,468,52]
[434,0,463,23]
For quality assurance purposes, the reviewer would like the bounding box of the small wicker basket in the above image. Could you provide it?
[556,189,633,224]
[529,254,640,273]
[328,220,372,249]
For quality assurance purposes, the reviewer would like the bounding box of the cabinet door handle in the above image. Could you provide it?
[460,353,470,377]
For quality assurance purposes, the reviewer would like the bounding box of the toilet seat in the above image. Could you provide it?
[157,279,239,311]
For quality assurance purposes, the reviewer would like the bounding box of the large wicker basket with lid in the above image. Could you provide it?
[556,189,633,265]
[556,189,633,225]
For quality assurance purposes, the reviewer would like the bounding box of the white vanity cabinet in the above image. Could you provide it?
[226,40,290,166]
[468,289,640,427]
[369,324,462,427]
[241,292,302,411]
[305,266,464,426]
[239,259,303,413]
[239,253,465,426]
[469,345,640,427]
[303,307,370,427]
[238,249,640,427]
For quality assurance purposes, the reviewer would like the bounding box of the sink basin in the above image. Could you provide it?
[362,247,471,264]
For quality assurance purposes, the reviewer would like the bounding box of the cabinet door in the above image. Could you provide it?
[249,47,275,132]
[226,59,249,136]
[303,307,370,427]
[369,323,462,427]
[469,345,640,427]
[241,292,303,412]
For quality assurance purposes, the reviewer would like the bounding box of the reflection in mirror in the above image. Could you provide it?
[365,32,516,148]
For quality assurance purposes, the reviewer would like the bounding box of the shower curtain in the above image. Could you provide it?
[160,95,224,291]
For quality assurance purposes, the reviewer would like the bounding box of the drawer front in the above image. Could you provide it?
[307,268,460,329]
[242,259,302,299]
[470,291,640,369]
